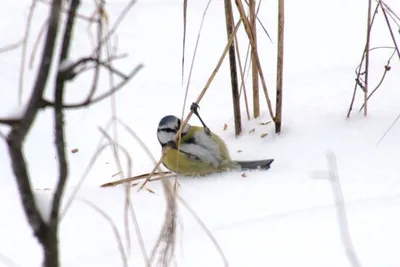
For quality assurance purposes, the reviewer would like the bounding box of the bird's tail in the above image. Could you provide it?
[234,159,274,170]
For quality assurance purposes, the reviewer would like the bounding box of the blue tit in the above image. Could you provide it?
[157,104,241,176]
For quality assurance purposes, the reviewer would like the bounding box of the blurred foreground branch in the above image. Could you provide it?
[0,0,143,266]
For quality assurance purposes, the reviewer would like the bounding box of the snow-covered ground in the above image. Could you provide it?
[1,0,400,266]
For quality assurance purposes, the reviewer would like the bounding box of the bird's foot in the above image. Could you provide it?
[190,102,200,115]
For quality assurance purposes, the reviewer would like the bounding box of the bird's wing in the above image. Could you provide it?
[162,148,220,175]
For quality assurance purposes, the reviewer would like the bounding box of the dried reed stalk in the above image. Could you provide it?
[224,0,242,136]
[275,0,284,133]
[364,0,372,116]
[249,0,260,118]
[234,0,275,121]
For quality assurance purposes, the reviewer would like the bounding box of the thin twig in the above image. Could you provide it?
[379,1,400,59]
[128,203,150,265]
[377,114,400,145]
[42,64,144,109]
[61,118,113,219]
[359,48,396,112]
[178,196,229,266]
[346,2,380,118]
[6,0,63,248]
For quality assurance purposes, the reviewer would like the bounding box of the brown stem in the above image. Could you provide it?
[380,2,400,59]
[6,0,63,266]
[224,0,242,136]
[363,0,372,117]
[275,0,284,133]
[235,0,275,121]
[249,0,259,118]
[346,2,379,118]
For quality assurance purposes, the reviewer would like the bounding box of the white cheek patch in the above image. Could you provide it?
[157,131,175,145]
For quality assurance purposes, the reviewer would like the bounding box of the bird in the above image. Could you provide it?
[156,103,241,176]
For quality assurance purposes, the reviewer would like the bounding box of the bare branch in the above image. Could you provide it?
[6,0,63,249]
[37,0,94,21]
[0,118,20,126]
[42,64,144,109]
[49,0,80,234]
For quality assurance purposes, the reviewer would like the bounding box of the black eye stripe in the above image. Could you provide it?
[159,128,177,133]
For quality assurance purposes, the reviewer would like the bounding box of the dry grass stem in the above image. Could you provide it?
[249,0,260,118]
[180,0,213,124]
[100,172,173,187]
[363,0,372,116]
[78,198,128,267]
[235,0,275,121]
[178,196,229,266]
[19,0,38,105]
[28,19,49,69]
[224,0,242,136]
[346,2,380,118]
[94,0,138,54]
[379,2,400,59]
[234,35,251,120]
[181,0,188,85]
[274,0,284,133]
[149,181,178,267]
[359,48,396,112]
[61,117,114,218]
[128,203,150,265]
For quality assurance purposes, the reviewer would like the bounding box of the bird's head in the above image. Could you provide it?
[157,115,191,147]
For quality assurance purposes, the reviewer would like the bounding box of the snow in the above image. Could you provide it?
[1,0,400,266]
